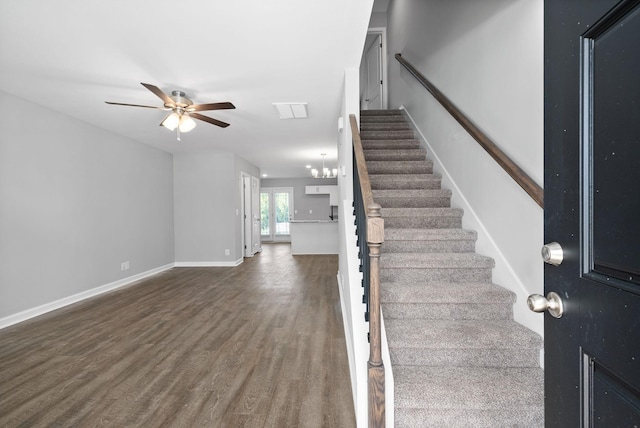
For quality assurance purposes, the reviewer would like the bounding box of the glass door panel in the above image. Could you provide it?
[260,192,270,237]
[274,191,291,236]
[260,187,293,241]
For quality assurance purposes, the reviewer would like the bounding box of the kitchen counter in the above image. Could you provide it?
[290,220,338,255]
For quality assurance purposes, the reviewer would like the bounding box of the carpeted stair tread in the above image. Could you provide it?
[381,281,515,320]
[367,160,433,174]
[381,281,513,304]
[394,366,544,410]
[385,319,542,357]
[361,122,413,130]
[396,407,544,428]
[361,109,405,116]
[361,130,416,140]
[361,139,422,150]
[385,228,476,242]
[364,149,427,161]
[370,173,441,190]
[382,207,463,229]
[381,252,494,269]
[373,189,451,208]
[383,228,476,253]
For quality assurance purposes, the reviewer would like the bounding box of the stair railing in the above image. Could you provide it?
[350,114,385,428]
[395,53,544,208]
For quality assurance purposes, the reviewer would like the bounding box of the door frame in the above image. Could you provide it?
[260,187,294,242]
[240,172,261,258]
[362,27,388,110]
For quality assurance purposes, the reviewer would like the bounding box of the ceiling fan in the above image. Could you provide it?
[105,83,235,140]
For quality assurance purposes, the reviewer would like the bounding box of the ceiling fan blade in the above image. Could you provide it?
[191,112,230,128]
[105,101,169,110]
[140,83,174,106]
[187,102,236,112]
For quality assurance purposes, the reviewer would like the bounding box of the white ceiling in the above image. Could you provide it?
[0,0,373,178]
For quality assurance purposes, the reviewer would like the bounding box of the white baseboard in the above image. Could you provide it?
[0,263,174,330]
[174,258,243,267]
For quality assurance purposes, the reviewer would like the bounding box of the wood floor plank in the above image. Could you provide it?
[0,243,356,427]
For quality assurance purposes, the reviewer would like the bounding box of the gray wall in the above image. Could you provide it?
[260,177,338,221]
[173,151,259,263]
[0,90,175,319]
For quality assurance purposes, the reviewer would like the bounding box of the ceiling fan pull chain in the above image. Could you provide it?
[176,127,181,142]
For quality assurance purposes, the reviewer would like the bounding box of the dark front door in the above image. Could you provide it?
[545,0,640,426]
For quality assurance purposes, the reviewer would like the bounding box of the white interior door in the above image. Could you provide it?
[364,34,382,110]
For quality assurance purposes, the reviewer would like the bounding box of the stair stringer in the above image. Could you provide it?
[399,104,544,341]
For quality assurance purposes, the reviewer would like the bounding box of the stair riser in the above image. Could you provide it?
[367,162,433,175]
[382,302,512,320]
[361,110,405,116]
[365,151,426,161]
[383,240,475,253]
[361,130,415,140]
[389,348,541,368]
[381,268,492,283]
[375,196,451,208]
[361,116,408,123]
[384,217,462,229]
[361,123,413,130]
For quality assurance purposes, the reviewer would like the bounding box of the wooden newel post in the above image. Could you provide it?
[367,203,385,428]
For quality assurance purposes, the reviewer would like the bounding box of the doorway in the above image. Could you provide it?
[360,27,387,110]
[241,173,262,257]
[260,187,294,242]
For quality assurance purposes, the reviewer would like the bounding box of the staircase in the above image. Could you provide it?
[360,109,544,427]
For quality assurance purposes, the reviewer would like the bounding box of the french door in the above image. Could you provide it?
[260,187,293,242]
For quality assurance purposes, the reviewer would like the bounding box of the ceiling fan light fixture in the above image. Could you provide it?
[179,113,196,132]
[161,112,180,131]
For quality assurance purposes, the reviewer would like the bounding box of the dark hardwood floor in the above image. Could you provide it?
[0,243,355,427]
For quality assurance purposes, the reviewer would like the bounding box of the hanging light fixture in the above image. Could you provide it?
[161,109,196,141]
[311,153,338,178]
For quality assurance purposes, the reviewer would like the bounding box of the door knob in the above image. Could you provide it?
[527,292,564,318]
[542,242,563,266]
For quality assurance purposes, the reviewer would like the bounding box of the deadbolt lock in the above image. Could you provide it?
[542,242,563,266]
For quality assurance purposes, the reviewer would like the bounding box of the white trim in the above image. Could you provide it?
[367,27,388,110]
[174,259,243,268]
[0,263,174,330]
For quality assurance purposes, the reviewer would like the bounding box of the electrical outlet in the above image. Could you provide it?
[309,209,312,214]
[224,249,230,256]
[121,261,129,271]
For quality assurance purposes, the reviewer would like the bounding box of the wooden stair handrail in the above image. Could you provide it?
[395,53,544,208]
[350,114,385,428]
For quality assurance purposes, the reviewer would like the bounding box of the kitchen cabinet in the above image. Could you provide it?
[305,185,338,206]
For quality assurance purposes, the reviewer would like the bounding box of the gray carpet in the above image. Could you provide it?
[361,109,544,427]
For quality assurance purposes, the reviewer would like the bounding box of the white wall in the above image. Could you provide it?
[173,151,259,265]
[0,90,175,322]
[386,0,544,335]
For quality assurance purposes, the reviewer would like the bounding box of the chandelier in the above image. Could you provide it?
[311,153,337,179]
